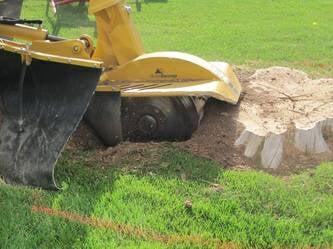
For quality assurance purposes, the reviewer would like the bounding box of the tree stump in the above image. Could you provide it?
[179,66,333,172]
[235,67,333,169]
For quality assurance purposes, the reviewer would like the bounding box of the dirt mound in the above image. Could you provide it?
[68,66,333,173]
[68,123,162,166]
[67,123,103,150]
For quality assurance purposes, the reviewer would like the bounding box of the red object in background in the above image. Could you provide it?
[49,0,87,13]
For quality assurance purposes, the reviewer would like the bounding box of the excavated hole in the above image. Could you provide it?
[68,66,333,174]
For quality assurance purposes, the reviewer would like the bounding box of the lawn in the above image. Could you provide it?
[1,0,333,248]
[21,0,333,76]
[1,148,333,249]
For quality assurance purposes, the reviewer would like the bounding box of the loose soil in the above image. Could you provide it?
[68,66,333,173]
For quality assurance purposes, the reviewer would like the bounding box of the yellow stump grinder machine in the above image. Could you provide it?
[0,0,241,189]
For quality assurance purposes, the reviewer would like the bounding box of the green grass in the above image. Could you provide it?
[21,0,333,76]
[1,1,332,248]
[1,148,333,248]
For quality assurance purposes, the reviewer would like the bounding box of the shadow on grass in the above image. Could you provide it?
[54,145,223,202]
[47,147,224,247]
[141,146,222,184]
[27,149,119,248]
[2,146,333,248]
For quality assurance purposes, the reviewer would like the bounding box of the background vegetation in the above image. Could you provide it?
[22,0,333,76]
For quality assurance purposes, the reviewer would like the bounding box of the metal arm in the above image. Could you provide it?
[89,0,145,67]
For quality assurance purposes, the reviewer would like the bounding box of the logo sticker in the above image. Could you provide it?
[152,68,177,78]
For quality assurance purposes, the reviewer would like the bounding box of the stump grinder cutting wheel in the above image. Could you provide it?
[0,0,241,189]
[86,0,242,145]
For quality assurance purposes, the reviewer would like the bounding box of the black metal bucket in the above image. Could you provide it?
[0,49,101,189]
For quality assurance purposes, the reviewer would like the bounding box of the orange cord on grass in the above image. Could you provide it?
[31,205,238,249]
